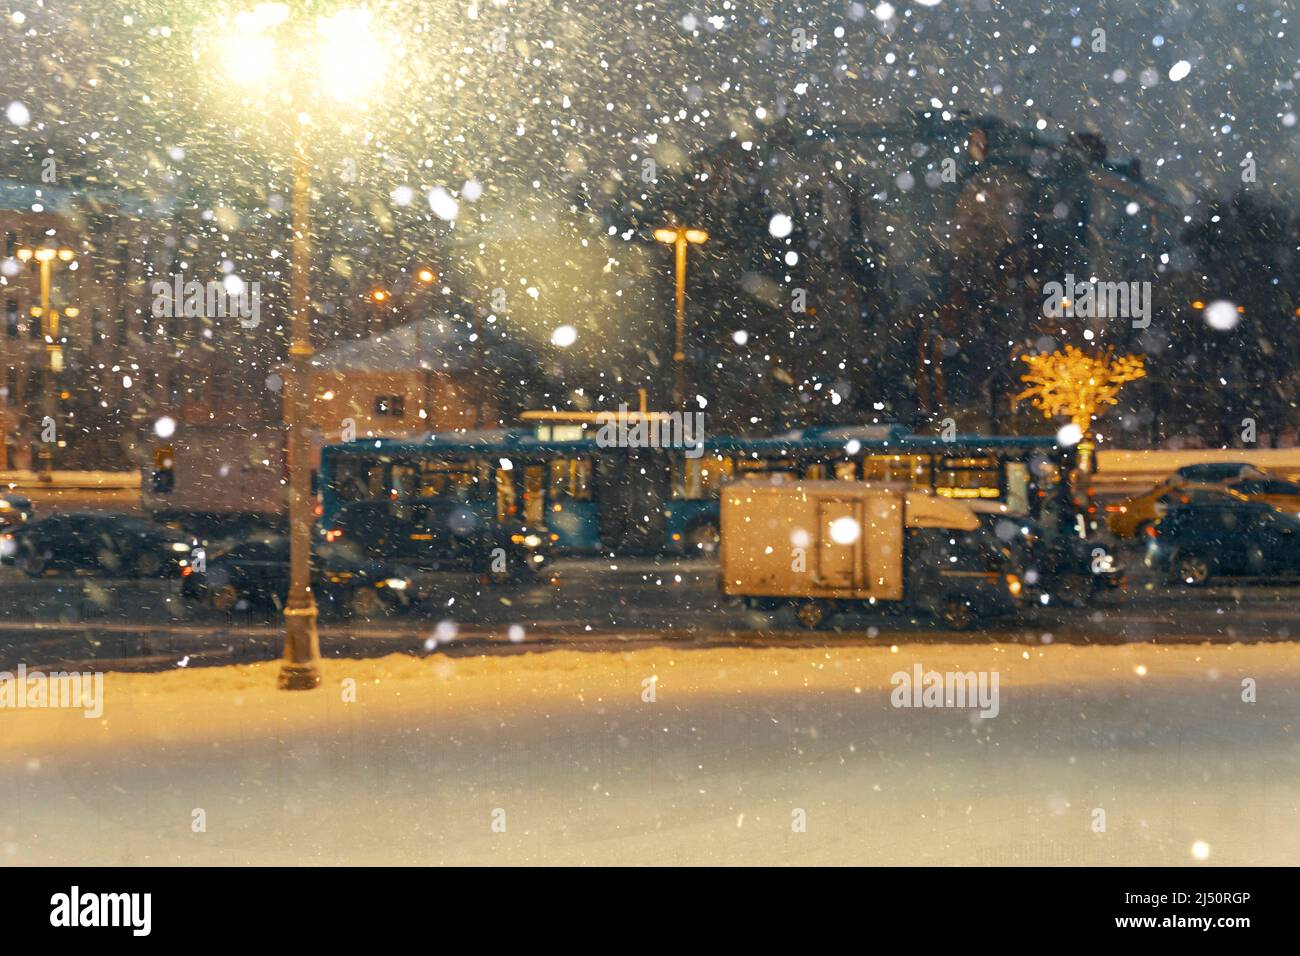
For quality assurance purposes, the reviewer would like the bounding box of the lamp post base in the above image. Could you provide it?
[277,662,321,690]
[278,604,321,690]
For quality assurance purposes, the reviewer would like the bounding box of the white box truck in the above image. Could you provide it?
[720,480,1021,629]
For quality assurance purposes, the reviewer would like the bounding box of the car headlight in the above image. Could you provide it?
[383,577,409,590]
[171,542,192,552]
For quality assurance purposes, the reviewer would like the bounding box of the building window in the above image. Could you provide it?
[30,308,43,340]
[4,367,16,406]
[374,395,405,417]
[3,232,14,257]
[5,299,17,338]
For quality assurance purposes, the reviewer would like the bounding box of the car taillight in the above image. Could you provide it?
[325,529,342,542]
[181,566,193,577]
[1144,523,1158,538]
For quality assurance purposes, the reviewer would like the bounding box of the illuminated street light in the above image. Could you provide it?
[210,6,393,691]
[654,226,708,408]
[416,268,436,284]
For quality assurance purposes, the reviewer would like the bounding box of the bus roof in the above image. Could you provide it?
[321,428,1058,457]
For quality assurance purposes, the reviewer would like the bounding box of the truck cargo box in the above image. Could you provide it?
[720,480,980,602]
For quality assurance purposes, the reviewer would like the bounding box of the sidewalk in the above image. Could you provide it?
[0,469,139,490]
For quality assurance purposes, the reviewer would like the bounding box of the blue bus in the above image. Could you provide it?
[318,416,1060,555]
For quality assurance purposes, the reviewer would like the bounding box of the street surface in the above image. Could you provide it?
[3,553,1300,672]
[4,549,1299,866]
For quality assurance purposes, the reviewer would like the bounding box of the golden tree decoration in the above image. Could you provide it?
[1014,345,1146,439]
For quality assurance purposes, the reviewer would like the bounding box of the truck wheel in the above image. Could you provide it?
[133,551,162,578]
[347,586,387,619]
[1174,552,1212,587]
[939,597,977,631]
[21,549,47,577]
[1053,574,1092,608]
[795,599,830,630]
[686,520,720,555]
[209,584,240,613]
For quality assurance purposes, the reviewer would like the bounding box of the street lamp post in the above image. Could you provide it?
[279,126,322,690]
[214,5,389,689]
[653,227,708,408]
[16,245,75,480]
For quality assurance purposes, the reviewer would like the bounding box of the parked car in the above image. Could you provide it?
[181,533,420,617]
[1146,499,1300,585]
[1171,462,1265,484]
[1222,476,1300,515]
[1108,482,1249,538]
[321,498,552,581]
[0,494,33,530]
[1,513,195,578]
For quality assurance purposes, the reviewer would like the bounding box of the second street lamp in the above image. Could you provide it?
[16,245,75,480]
[654,226,707,409]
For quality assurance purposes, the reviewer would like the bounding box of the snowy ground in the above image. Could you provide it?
[3,641,1297,865]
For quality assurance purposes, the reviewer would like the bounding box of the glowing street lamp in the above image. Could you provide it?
[211,5,392,690]
[653,226,708,407]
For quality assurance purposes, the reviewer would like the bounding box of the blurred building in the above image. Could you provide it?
[611,109,1180,432]
[0,179,174,469]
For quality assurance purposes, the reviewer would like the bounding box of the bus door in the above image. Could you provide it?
[520,461,546,528]
[666,452,731,548]
[620,448,671,552]
[595,451,631,550]
[544,455,598,551]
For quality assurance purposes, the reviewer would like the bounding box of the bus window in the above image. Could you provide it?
[862,454,930,488]
[935,456,1001,499]
[676,453,733,500]
[389,462,418,499]
[496,467,517,521]
[1005,461,1030,514]
[736,454,794,479]
[522,464,546,526]
[327,455,386,503]
[833,460,857,481]
[548,457,593,501]
[417,458,491,500]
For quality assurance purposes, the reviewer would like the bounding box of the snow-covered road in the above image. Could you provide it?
[3,642,1297,865]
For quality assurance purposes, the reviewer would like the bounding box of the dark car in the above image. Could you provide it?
[905,526,1022,630]
[322,498,552,581]
[1,513,195,578]
[181,533,419,617]
[1172,462,1264,484]
[0,494,33,530]
[983,513,1123,607]
[1147,499,1300,585]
